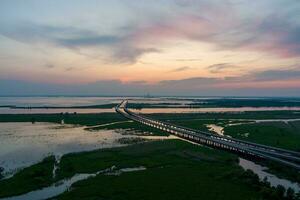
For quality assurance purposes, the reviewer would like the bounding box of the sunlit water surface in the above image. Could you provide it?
[0,107,114,114]
[0,97,123,107]
[0,122,134,176]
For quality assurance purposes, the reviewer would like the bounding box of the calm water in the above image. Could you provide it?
[0,107,114,114]
[1,96,300,198]
[2,106,300,114]
[0,97,123,107]
[0,166,146,200]
[0,122,131,176]
[134,107,300,114]
[0,96,194,107]
[239,158,300,192]
[0,122,174,177]
[0,173,97,200]
[1,97,300,114]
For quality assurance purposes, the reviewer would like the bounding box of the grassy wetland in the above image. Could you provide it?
[1,98,300,200]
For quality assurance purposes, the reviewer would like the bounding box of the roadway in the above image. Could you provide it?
[116,100,300,170]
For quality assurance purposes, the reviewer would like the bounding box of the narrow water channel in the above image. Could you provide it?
[239,158,300,192]
[0,166,146,200]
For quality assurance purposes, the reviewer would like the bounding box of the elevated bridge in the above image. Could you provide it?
[116,100,300,170]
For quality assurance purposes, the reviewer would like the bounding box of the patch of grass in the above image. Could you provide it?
[56,165,262,200]
[0,140,295,199]
[148,113,300,184]
[54,140,281,200]
[220,121,300,183]
[1,111,300,199]
[0,113,126,126]
[117,137,147,145]
[168,118,233,133]
[0,156,55,198]
[56,140,208,180]
[0,167,4,180]
[88,121,168,136]
[172,117,300,152]
[223,121,300,151]
[171,119,215,131]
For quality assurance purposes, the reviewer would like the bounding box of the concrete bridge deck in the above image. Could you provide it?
[116,100,300,170]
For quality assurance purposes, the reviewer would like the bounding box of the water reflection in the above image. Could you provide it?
[0,123,130,176]
[0,97,123,107]
[0,166,146,200]
[1,173,95,200]
[239,158,300,192]
[134,107,300,114]
[0,107,114,114]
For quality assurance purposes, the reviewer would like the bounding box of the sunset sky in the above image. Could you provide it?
[0,0,300,96]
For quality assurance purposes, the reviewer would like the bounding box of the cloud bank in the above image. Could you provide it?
[1,67,300,96]
[0,0,300,96]
[1,0,300,64]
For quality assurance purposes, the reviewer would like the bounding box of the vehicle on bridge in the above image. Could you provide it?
[116,100,300,170]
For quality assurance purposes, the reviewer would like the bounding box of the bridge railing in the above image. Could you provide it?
[116,100,300,170]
